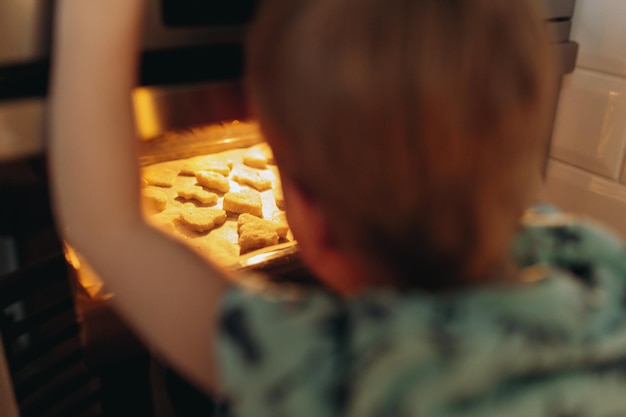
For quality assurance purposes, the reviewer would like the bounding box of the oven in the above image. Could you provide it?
[0,0,579,416]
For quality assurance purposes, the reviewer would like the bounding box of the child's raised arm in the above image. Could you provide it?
[49,0,227,394]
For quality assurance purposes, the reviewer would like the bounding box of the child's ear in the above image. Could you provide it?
[283,180,365,294]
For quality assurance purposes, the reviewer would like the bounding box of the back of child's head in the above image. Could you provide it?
[247,0,557,290]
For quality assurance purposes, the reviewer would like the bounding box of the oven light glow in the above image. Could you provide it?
[133,88,163,140]
[64,244,112,300]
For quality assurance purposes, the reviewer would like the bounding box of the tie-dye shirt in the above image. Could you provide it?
[216,207,626,417]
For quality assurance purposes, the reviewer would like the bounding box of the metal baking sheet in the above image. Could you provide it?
[142,142,295,269]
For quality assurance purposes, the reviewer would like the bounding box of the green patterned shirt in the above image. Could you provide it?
[217,207,626,417]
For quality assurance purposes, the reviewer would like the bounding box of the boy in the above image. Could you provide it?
[49,0,626,416]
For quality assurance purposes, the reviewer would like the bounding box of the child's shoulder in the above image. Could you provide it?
[514,204,626,273]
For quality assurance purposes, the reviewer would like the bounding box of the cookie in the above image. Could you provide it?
[238,213,289,239]
[180,157,232,176]
[273,217,289,239]
[176,185,218,205]
[143,167,177,188]
[232,166,272,191]
[274,182,285,210]
[223,189,263,217]
[243,147,269,169]
[237,214,280,253]
[179,208,227,233]
[253,143,275,165]
[195,170,230,193]
[142,187,168,214]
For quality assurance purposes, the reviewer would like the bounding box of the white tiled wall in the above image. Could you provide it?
[543,0,626,237]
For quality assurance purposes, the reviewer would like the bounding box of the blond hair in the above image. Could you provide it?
[247,0,557,290]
